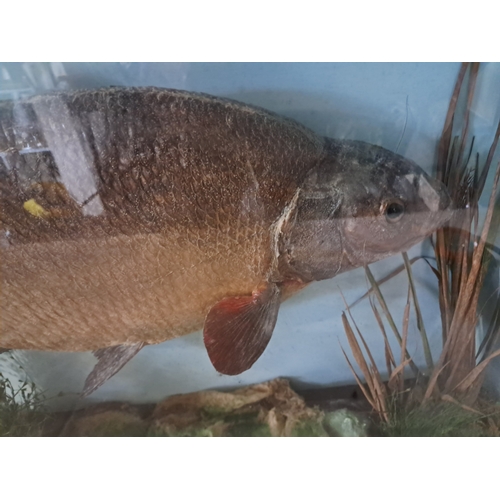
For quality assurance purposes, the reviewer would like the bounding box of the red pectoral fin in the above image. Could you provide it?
[203,283,281,376]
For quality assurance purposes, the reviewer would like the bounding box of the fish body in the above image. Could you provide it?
[0,88,451,393]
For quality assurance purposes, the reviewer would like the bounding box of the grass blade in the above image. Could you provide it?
[437,62,469,181]
[369,296,396,376]
[402,251,433,370]
[453,348,500,401]
[349,256,428,309]
[364,265,419,376]
[340,313,388,418]
[341,313,376,394]
[339,346,379,415]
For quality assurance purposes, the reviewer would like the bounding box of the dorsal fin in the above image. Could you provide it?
[81,342,145,397]
[203,283,281,375]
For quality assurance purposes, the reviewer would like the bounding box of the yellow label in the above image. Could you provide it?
[23,199,50,218]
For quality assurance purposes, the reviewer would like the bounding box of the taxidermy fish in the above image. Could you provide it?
[0,88,452,395]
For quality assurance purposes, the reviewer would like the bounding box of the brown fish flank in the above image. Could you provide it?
[0,88,452,394]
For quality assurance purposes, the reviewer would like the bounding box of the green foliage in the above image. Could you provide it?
[292,420,329,437]
[378,398,496,437]
[0,372,49,437]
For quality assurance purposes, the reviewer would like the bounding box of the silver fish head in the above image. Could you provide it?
[277,139,452,282]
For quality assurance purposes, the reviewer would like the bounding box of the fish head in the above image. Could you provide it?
[277,139,452,282]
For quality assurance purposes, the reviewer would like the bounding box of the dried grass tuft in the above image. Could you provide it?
[342,62,500,431]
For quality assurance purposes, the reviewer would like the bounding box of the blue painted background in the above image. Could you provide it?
[1,62,499,409]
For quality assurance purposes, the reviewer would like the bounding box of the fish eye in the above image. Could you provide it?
[383,200,405,222]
